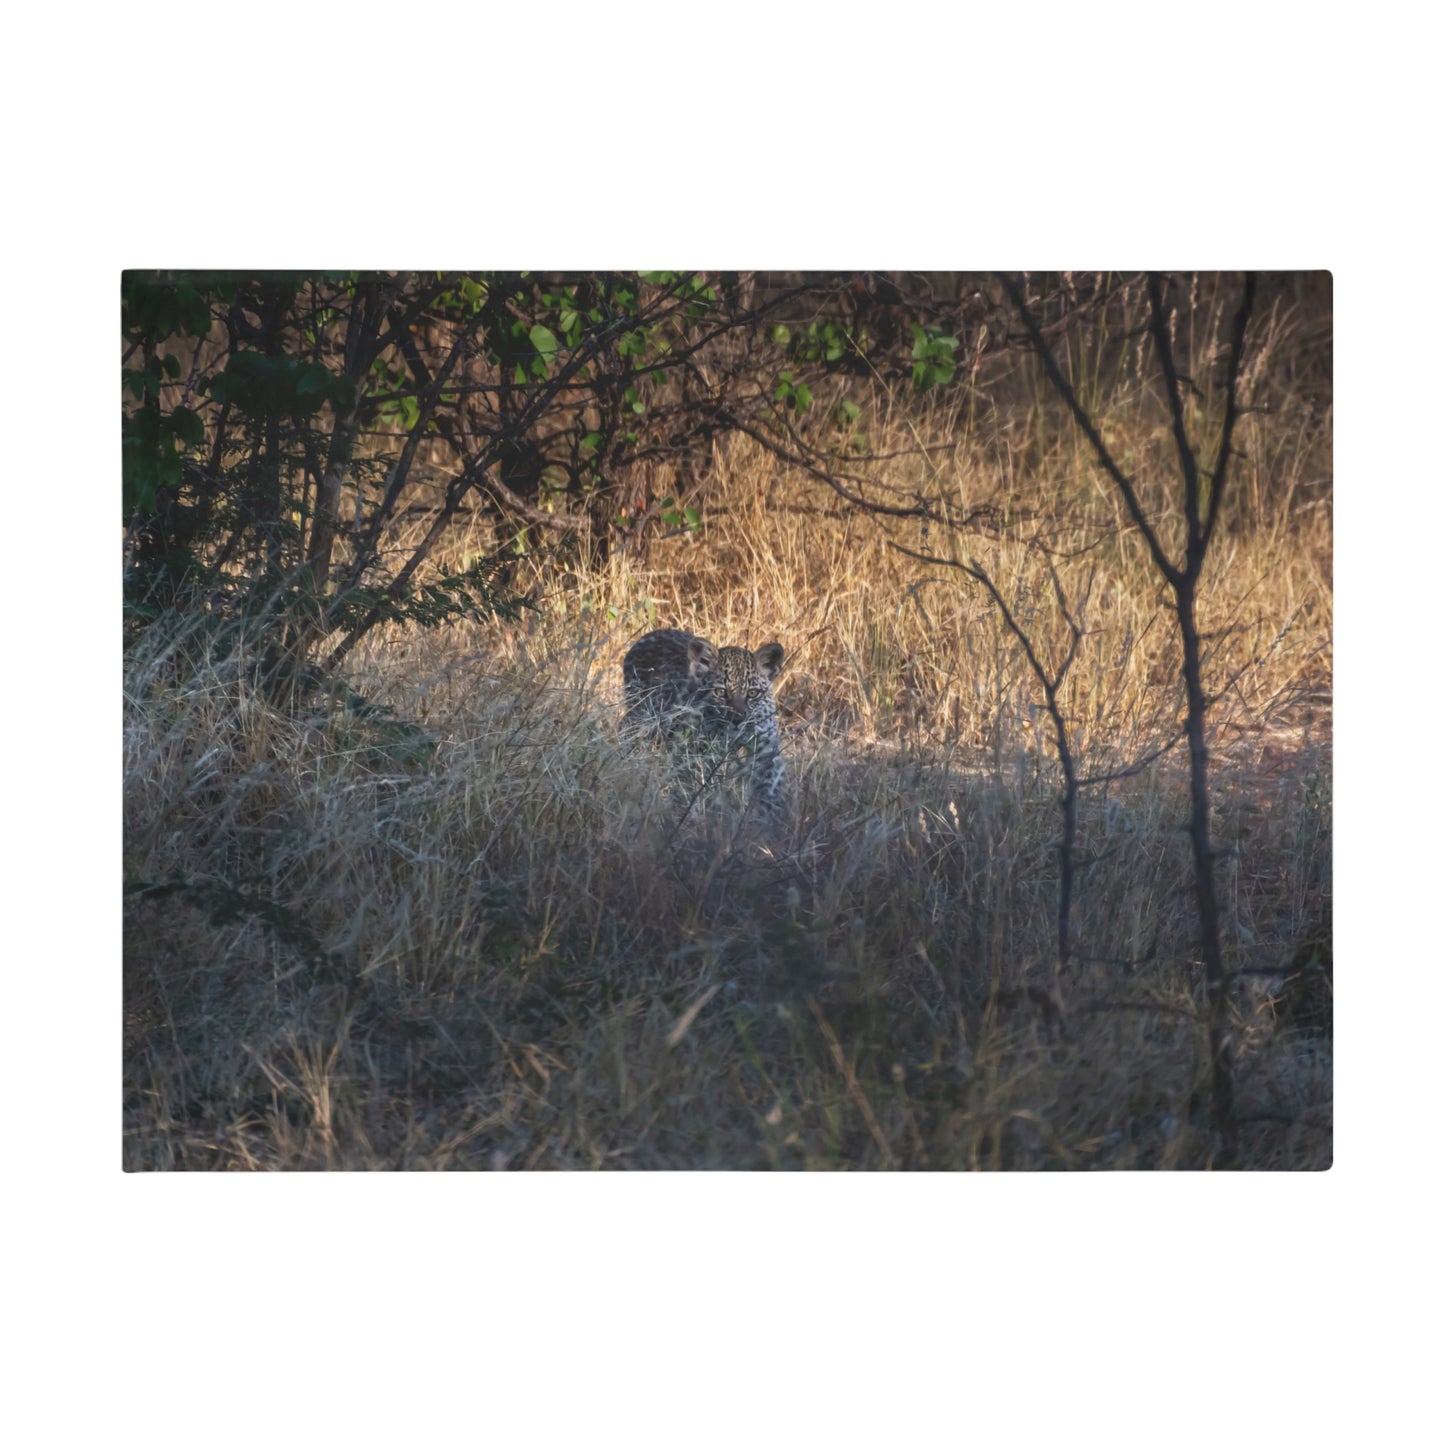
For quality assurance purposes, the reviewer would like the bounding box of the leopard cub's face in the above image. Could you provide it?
[692,642,785,728]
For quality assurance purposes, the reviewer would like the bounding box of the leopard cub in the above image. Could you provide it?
[622,627,786,818]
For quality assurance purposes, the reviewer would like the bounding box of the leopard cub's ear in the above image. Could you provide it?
[754,642,784,681]
[687,638,716,678]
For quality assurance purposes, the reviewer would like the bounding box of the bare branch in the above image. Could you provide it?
[724,412,938,519]
[1146,273,1206,560]
[1000,273,1182,588]
[1202,272,1258,551]
[889,536,1083,976]
[1075,733,1187,787]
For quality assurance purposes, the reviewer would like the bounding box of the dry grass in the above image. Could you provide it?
[123,286,1331,1169]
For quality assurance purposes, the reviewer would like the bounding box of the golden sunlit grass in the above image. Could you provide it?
[123,285,1331,1169]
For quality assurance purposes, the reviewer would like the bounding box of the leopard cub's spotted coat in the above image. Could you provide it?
[622,627,786,818]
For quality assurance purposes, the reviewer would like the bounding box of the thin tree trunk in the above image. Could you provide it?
[1178,583,1237,1164]
[306,395,361,596]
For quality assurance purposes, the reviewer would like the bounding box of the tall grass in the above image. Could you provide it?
[123,282,1331,1169]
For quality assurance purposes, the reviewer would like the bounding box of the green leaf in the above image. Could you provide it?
[530,324,558,357]
[175,284,212,337]
[172,407,204,446]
